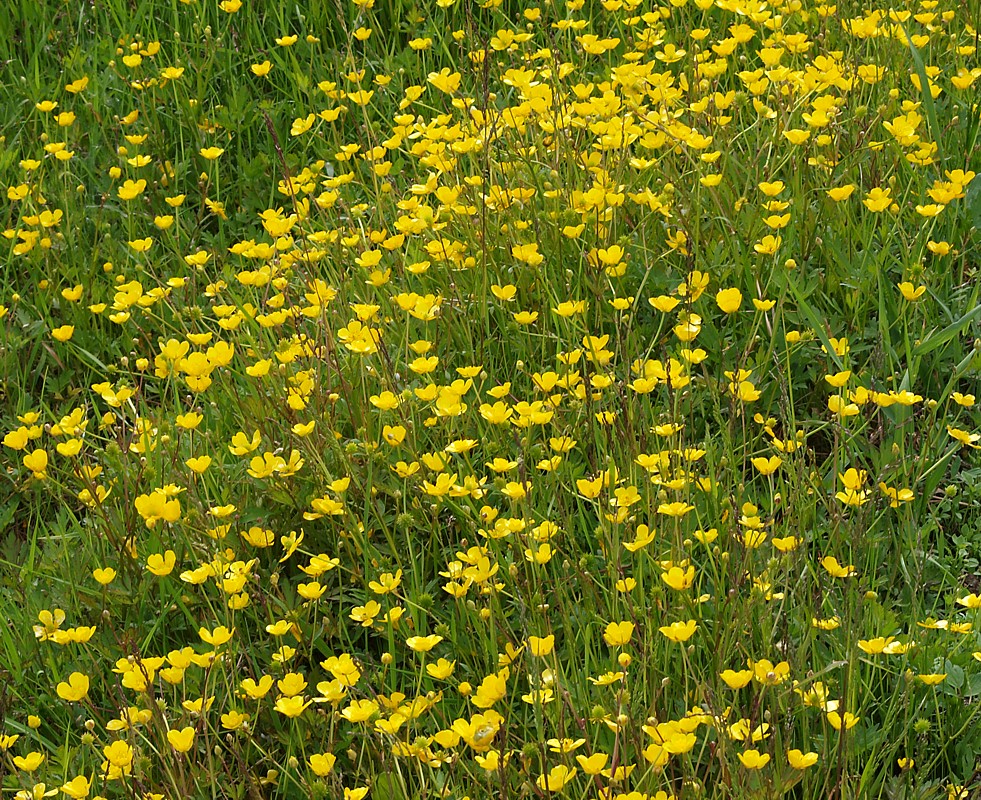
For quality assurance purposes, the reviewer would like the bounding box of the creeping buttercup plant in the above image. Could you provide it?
[0,0,980,798]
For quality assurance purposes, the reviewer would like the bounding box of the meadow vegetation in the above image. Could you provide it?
[1,0,980,797]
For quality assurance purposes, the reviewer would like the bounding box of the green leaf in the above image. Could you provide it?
[913,303,981,356]
[966,173,981,232]
[965,671,981,698]
[0,497,19,534]
[943,659,965,689]
[372,773,409,800]
[787,276,844,370]
[921,448,956,505]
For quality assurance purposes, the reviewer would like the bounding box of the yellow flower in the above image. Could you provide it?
[491,284,517,301]
[229,429,261,455]
[23,449,48,478]
[427,68,462,94]
[898,282,926,301]
[221,710,249,730]
[828,394,860,418]
[13,751,45,771]
[758,180,785,196]
[56,671,90,702]
[348,89,375,105]
[102,740,133,767]
[649,295,680,313]
[692,528,718,544]
[135,489,181,527]
[117,179,146,200]
[752,659,790,685]
[186,455,212,474]
[382,424,407,445]
[528,635,555,656]
[576,752,608,774]
[406,634,444,652]
[3,427,30,450]
[291,114,315,136]
[16,782,58,799]
[199,625,234,646]
[720,669,753,689]
[840,468,870,490]
[472,671,509,708]
[754,234,782,254]
[536,765,577,792]
[452,711,501,751]
[512,243,544,266]
[368,570,403,594]
[863,187,892,212]
[146,550,177,576]
[59,775,91,798]
[426,658,456,679]
[341,698,378,723]
[241,675,274,699]
[827,710,859,730]
[659,620,698,642]
[824,369,852,389]
[821,555,856,578]
[784,128,810,144]
[51,325,74,342]
[751,455,783,476]
[293,420,316,436]
[948,426,980,448]
[603,621,635,647]
[274,696,312,717]
[716,287,742,313]
[879,483,913,507]
[199,146,225,160]
[93,567,116,585]
[350,601,381,627]
[858,636,896,655]
[127,237,153,252]
[657,501,694,517]
[661,565,695,591]
[167,727,195,753]
[176,412,203,430]
[309,753,336,776]
[738,749,770,769]
[787,749,818,769]
[826,184,855,201]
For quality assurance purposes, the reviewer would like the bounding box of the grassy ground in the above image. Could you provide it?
[1,0,981,798]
